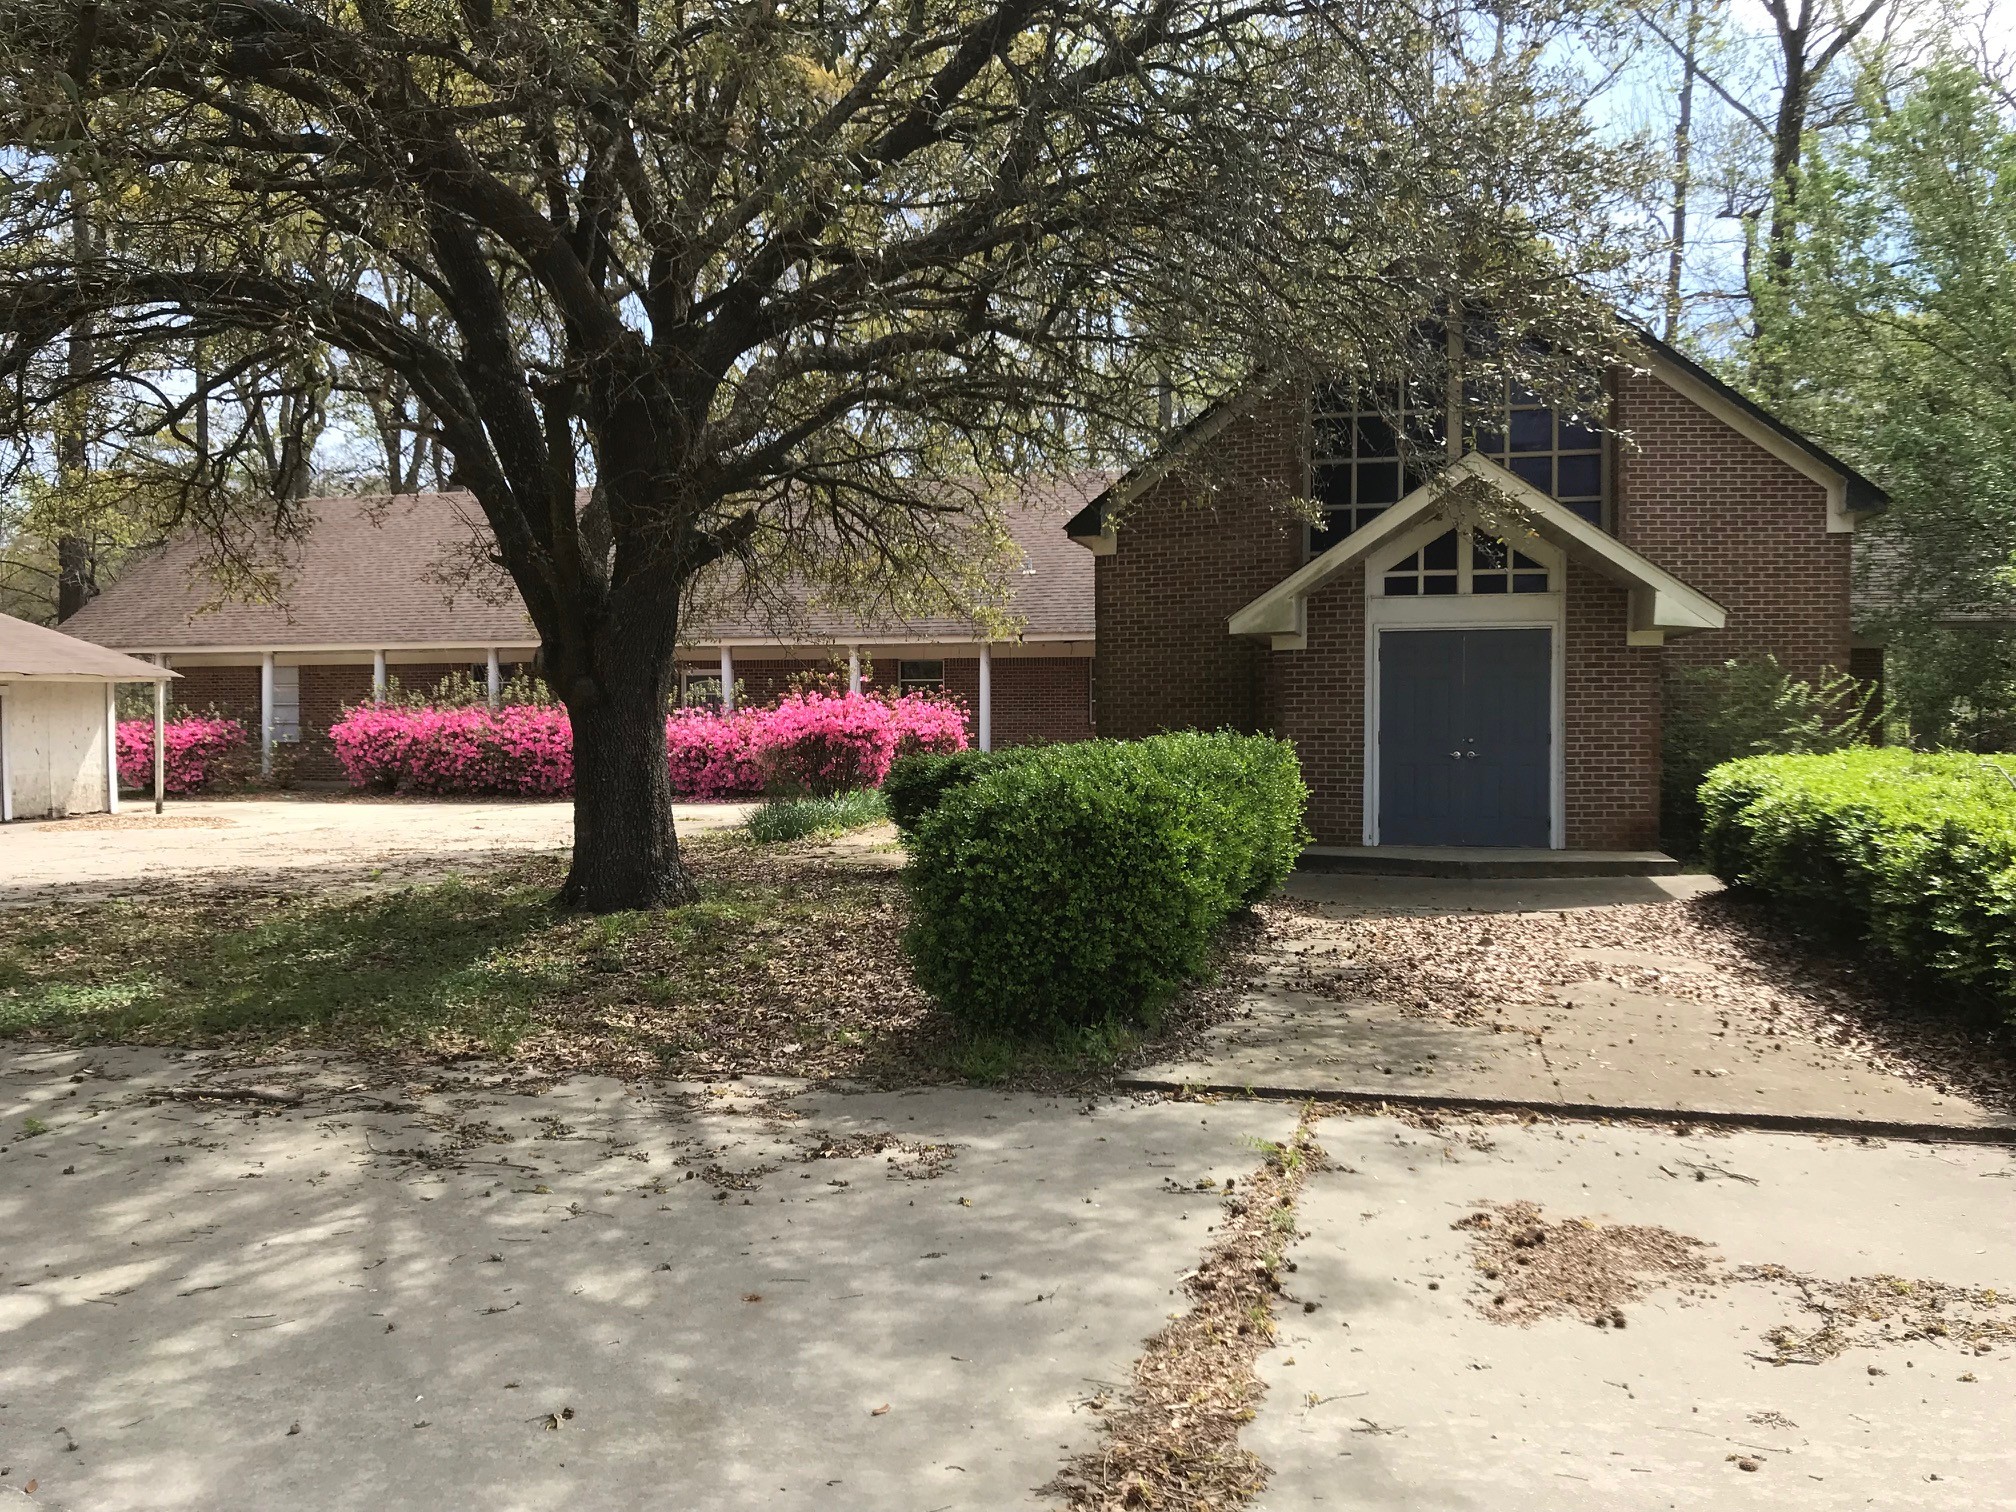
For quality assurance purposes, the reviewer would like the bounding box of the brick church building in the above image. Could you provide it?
[1066,333,1885,854]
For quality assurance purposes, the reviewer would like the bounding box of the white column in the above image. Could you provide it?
[104,683,121,815]
[977,643,993,753]
[848,647,862,695]
[486,648,502,708]
[153,657,167,815]
[372,649,387,702]
[259,652,276,779]
[719,645,735,711]
[0,688,11,822]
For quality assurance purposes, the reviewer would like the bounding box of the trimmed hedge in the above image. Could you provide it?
[1701,748,2016,1023]
[883,748,1036,835]
[904,732,1309,1033]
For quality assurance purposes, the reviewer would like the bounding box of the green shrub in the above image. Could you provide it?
[744,788,887,844]
[1701,748,2016,1024]
[1662,656,1875,850]
[883,747,1037,836]
[903,732,1308,1034]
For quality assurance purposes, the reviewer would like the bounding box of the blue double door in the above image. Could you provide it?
[1377,628,1553,847]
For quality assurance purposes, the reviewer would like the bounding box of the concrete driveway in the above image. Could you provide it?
[1254,1113,2016,1510]
[0,1047,1292,1512]
[0,798,753,906]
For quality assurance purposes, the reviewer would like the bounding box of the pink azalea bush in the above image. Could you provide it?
[328,689,968,799]
[664,705,767,800]
[330,704,574,795]
[114,716,250,793]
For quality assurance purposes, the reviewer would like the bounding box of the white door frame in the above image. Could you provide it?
[1361,520,1566,849]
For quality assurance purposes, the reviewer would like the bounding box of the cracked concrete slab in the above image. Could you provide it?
[0,1046,1295,1511]
[1252,1115,2016,1511]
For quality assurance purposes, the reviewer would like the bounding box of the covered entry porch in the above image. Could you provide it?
[1232,454,1726,864]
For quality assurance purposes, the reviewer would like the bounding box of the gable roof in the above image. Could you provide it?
[61,476,1105,654]
[0,611,177,682]
[1066,333,1888,547]
[1228,453,1727,648]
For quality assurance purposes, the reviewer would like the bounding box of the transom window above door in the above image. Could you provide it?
[1380,528,1553,597]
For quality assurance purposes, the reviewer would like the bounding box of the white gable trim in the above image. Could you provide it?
[1228,453,1728,649]
[1642,351,1865,535]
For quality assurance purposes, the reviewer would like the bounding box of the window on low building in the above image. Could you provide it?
[271,663,301,743]
[898,659,945,692]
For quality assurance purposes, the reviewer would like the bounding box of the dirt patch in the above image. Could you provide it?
[1050,1122,1322,1512]
[36,813,236,832]
[1266,891,2016,1117]
[1453,1197,2016,1369]
[1737,1265,2016,1365]
[799,1130,958,1180]
[1454,1199,1720,1327]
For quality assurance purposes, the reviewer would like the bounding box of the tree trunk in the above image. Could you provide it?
[55,534,95,620]
[1663,1,1701,343]
[559,640,697,912]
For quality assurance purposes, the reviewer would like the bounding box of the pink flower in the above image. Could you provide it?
[322,688,970,798]
[114,716,251,793]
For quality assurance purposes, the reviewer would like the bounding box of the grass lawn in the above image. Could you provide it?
[0,836,953,1081]
[0,831,1221,1086]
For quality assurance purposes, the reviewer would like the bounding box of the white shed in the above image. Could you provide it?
[0,611,178,822]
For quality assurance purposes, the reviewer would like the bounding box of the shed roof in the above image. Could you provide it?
[0,611,177,682]
[60,476,1104,653]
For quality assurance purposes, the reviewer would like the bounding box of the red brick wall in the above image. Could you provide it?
[1613,369,1852,682]
[297,665,375,781]
[1093,402,1306,738]
[1270,575,1366,845]
[1563,564,1662,848]
[167,665,260,727]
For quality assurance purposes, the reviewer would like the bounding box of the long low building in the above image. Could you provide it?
[60,479,1102,783]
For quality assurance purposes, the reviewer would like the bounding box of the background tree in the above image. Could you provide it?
[0,0,1647,908]
[1758,57,2016,746]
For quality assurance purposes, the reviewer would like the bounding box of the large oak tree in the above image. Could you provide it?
[0,0,1642,908]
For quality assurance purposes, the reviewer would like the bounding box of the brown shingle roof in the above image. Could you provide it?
[61,477,1103,652]
[0,611,177,680]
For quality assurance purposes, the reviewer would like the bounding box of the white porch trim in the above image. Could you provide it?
[1229,453,1726,650]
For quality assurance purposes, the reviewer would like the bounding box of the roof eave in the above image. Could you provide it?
[1229,454,1728,644]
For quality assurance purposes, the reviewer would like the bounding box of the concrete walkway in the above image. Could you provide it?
[0,1046,1293,1512]
[1253,1114,2016,1510]
[0,798,754,906]
[1137,873,2015,1137]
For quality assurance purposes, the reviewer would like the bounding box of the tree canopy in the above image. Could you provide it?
[0,0,1648,904]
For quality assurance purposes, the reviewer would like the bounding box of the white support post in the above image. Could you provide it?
[978,643,993,753]
[486,648,502,708]
[259,651,276,779]
[847,646,862,695]
[153,658,167,815]
[372,649,388,703]
[105,683,121,815]
[0,688,11,822]
[719,646,735,711]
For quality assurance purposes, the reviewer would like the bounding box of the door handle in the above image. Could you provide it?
[1449,750,1463,760]
[1465,751,1477,759]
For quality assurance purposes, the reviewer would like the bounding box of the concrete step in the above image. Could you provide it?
[1299,845,1682,878]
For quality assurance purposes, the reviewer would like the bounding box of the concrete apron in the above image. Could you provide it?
[1132,874,2016,1142]
[1253,1115,2016,1511]
[0,1045,1296,1512]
